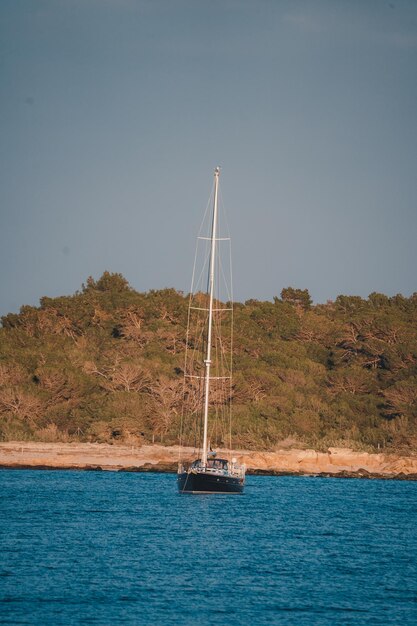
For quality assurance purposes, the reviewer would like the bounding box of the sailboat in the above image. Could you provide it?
[177,167,246,494]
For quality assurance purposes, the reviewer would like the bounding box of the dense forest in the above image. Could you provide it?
[1,272,417,452]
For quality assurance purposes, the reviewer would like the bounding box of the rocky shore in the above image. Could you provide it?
[1,441,417,480]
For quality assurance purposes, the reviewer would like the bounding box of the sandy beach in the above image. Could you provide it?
[1,441,417,479]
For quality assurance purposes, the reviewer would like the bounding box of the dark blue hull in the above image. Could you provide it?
[178,471,244,494]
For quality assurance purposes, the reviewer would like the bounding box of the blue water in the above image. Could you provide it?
[1,471,416,625]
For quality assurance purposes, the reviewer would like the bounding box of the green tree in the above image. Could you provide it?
[82,271,132,294]
[280,287,312,310]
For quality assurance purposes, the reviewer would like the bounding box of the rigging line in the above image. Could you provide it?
[196,185,216,295]
[213,330,231,422]
[191,241,211,296]
[212,215,232,303]
[181,178,219,461]
[217,334,230,384]
[213,314,226,372]
[197,177,216,238]
[190,288,207,345]
[229,237,234,456]
[215,235,233,455]
[187,312,207,455]
[187,314,208,370]
[212,278,230,449]
[179,243,200,462]
[213,268,231,378]
[218,245,233,303]
[195,248,212,295]
[210,311,219,446]
[218,187,232,241]
[217,350,230,440]
[180,231,209,461]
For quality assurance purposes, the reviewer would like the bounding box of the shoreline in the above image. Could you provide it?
[1,441,417,480]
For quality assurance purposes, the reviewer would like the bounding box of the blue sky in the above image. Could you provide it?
[1,0,416,316]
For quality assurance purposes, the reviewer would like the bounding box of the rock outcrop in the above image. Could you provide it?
[1,442,416,479]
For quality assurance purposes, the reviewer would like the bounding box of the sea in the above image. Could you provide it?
[1,471,416,626]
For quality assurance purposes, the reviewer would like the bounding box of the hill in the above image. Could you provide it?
[1,272,416,452]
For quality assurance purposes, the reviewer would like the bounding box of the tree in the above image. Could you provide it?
[327,367,374,395]
[83,357,151,393]
[0,388,43,422]
[382,377,417,419]
[368,292,390,308]
[82,271,131,294]
[280,287,312,310]
[148,376,183,442]
[2,271,417,451]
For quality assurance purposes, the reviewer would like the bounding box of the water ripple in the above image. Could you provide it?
[0,471,416,625]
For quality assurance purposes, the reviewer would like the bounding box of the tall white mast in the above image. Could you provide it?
[201,166,220,467]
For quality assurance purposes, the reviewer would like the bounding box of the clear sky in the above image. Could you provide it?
[1,0,416,316]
